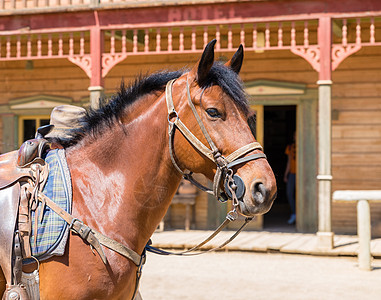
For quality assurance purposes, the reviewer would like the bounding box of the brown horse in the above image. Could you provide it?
[0,40,276,299]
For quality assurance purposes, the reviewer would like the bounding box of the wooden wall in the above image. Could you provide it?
[1,45,381,233]
[332,46,381,236]
[0,59,89,102]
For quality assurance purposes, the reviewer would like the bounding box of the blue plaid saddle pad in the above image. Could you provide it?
[30,149,72,260]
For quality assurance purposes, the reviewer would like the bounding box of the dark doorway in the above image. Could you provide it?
[263,105,296,231]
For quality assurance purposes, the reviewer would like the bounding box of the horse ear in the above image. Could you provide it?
[190,39,216,84]
[225,44,244,74]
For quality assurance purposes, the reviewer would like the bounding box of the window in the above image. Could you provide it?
[18,115,50,145]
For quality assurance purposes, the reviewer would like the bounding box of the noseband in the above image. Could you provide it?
[165,78,267,219]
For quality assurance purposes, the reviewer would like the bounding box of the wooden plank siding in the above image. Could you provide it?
[332,45,381,235]
[0,59,90,102]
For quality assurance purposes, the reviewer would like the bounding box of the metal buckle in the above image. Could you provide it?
[167,110,179,125]
[226,209,238,221]
[69,218,83,230]
[22,256,40,272]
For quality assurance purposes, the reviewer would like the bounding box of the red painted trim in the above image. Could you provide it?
[90,25,103,86]
[318,16,332,81]
[290,46,320,72]
[102,54,128,78]
[332,44,361,71]
[2,1,381,32]
[67,55,92,78]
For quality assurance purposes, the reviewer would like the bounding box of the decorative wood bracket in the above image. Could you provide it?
[331,44,362,71]
[290,45,320,72]
[67,55,92,79]
[102,53,128,78]
[291,44,362,73]
[67,53,128,79]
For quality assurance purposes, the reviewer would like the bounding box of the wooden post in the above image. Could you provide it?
[332,190,379,271]
[185,204,191,231]
[1,114,17,152]
[357,199,372,270]
[89,25,104,108]
[316,16,334,250]
[88,86,104,109]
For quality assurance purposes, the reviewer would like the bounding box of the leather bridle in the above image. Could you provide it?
[165,78,267,219]
[145,77,269,257]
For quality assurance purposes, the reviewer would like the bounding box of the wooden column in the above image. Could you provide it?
[1,114,17,152]
[357,199,372,270]
[333,190,380,271]
[89,25,104,108]
[316,16,334,249]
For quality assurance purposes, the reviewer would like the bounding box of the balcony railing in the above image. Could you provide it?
[0,20,319,59]
[1,4,381,78]
[1,0,173,13]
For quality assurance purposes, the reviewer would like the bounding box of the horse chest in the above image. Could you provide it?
[39,234,138,300]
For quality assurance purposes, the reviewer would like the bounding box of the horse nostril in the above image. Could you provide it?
[251,181,267,204]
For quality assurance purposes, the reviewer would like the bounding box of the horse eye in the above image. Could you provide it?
[206,108,221,118]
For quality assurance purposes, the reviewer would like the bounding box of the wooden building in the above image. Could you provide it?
[1,0,381,246]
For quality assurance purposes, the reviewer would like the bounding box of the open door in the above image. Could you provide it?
[246,80,318,232]
[262,106,297,231]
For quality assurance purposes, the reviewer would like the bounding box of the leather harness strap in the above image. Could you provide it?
[226,142,266,163]
[146,214,252,257]
[185,80,221,157]
[13,232,23,285]
[26,187,143,267]
[166,80,215,163]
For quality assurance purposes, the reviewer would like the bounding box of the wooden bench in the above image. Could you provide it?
[158,180,197,231]
[171,194,196,230]
[333,190,381,271]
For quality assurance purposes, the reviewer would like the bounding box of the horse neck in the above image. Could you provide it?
[66,91,182,254]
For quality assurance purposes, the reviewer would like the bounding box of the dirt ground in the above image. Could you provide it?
[139,251,381,300]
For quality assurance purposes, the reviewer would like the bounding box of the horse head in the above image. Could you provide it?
[168,40,277,217]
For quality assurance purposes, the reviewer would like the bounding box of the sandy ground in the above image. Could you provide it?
[139,251,381,300]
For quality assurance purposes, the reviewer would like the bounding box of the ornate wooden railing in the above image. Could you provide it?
[0,0,186,11]
[0,15,380,78]
[0,19,319,77]
[331,17,381,70]
[0,0,135,11]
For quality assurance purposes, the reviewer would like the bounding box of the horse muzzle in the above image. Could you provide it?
[220,153,277,217]
[236,178,277,217]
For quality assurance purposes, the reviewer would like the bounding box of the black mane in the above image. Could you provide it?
[52,63,249,148]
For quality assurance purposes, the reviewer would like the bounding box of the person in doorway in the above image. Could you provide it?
[284,132,296,225]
